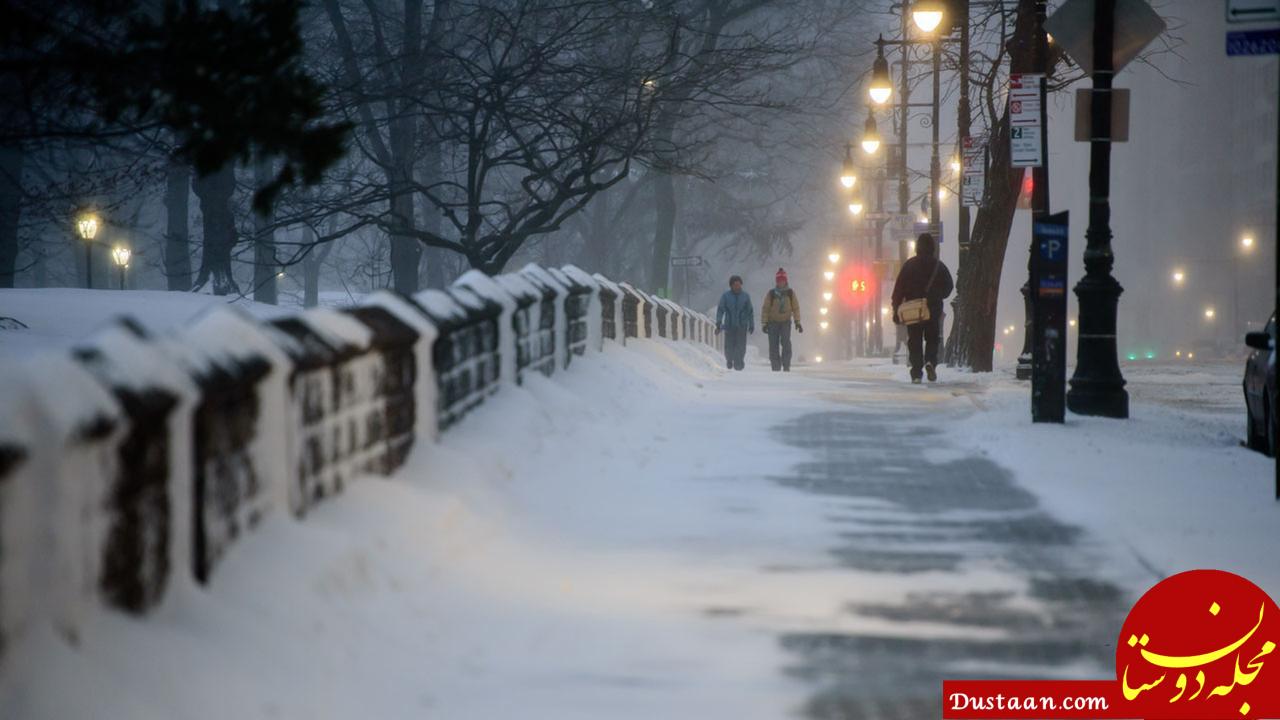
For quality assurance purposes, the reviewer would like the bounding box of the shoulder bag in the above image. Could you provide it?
[897,261,940,326]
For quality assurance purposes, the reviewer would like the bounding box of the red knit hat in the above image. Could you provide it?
[775,267,788,284]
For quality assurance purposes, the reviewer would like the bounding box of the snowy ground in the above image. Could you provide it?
[1,312,1275,718]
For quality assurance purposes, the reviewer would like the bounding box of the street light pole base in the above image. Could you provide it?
[1067,272,1129,419]
[1066,379,1129,418]
[1015,355,1032,380]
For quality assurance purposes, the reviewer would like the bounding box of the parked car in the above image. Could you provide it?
[1243,313,1277,456]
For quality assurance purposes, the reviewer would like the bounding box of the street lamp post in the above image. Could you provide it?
[1067,0,1129,418]
[76,211,99,289]
[111,246,131,290]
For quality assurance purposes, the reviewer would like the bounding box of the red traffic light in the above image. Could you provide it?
[835,262,876,309]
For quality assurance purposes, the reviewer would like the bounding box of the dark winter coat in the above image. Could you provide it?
[716,289,754,329]
[891,255,954,322]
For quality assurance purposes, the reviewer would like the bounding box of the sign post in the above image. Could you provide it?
[669,255,704,307]
[1009,73,1044,168]
[961,136,986,206]
[1031,212,1069,423]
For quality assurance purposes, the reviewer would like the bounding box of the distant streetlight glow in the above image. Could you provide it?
[1242,234,1255,250]
[840,144,857,188]
[823,292,833,302]
[869,40,892,105]
[950,157,960,173]
[110,245,130,291]
[861,110,881,154]
[1171,269,1185,285]
[824,270,835,281]
[848,201,864,216]
[1204,307,1216,320]
[820,307,829,316]
[881,306,889,316]
[937,187,947,202]
[815,355,824,363]
[912,0,945,33]
[819,320,830,330]
[828,252,840,264]
[77,213,100,242]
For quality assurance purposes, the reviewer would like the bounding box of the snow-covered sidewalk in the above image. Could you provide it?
[1,341,1274,719]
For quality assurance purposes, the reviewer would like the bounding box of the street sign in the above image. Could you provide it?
[1227,27,1280,55]
[1009,74,1044,167]
[1045,0,1167,75]
[961,136,985,206]
[670,255,703,267]
[913,221,943,244]
[1031,212,1069,424]
[1073,88,1131,141]
[1228,0,1280,24]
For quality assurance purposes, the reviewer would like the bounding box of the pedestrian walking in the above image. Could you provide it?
[761,268,803,372]
[891,233,954,383]
[715,275,754,371]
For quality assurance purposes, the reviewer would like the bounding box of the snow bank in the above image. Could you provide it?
[0,268,718,675]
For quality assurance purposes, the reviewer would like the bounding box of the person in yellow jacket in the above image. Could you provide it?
[761,268,803,372]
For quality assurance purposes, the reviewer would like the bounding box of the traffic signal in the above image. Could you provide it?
[1017,169,1033,210]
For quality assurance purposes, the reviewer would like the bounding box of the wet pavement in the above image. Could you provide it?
[769,378,1134,719]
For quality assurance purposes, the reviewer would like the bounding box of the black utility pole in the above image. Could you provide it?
[1016,1,1049,382]
[892,2,913,365]
[1066,0,1129,418]
[957,0,972,313]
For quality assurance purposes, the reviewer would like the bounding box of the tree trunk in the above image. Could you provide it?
[302,223,334,308]
[252,155,278,304]
[0,145,22,288]
[945,111,1024,371]
[191,165,240,296]
[164,157,192,291]
[418,137,447,289]
[649,165,676,292]
[387,0,424,294]
[944,0,1037,370]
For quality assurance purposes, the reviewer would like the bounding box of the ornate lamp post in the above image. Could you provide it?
[1066,0,1128,418]
[76,211,99,289]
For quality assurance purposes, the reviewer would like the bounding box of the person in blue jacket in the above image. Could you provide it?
[716,275,754,371]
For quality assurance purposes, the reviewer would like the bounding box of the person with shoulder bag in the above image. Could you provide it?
[891,233,954,383]
[761,268,803,372]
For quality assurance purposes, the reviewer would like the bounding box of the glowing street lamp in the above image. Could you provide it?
[881,306,889,316]
[76,211,99,289]
[819,320,830,330]
[823,292,833,302]
[824,270,835,281]
[1241,234,1255,251]
[815,355,824,364]
[111,245,131,290]
[828,252,841,264]
[912,0,945,33]
[1171,269,1185,285]
[820,307,829,316]
[861,110,881,154]
[848,200,864,216]
[937,187,948,202]
[1204,307,1216,320]
[840,144,857,188]
[869,39,892,105]
[950,156,961,173]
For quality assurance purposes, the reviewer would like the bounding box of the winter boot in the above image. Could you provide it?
[911,376,922,384]
[926,363,937,382]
